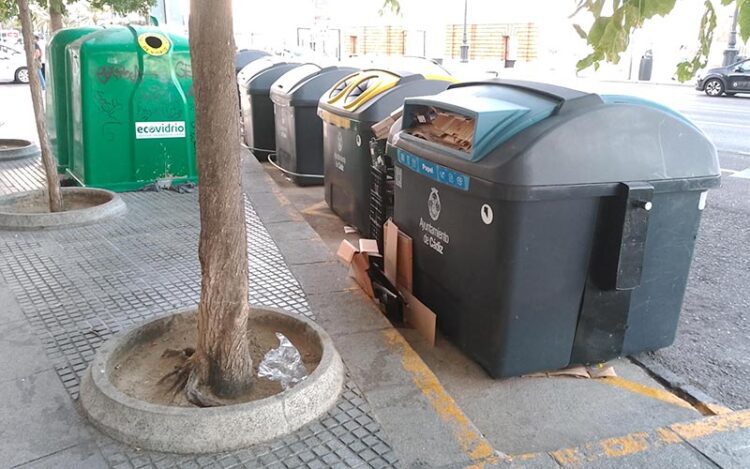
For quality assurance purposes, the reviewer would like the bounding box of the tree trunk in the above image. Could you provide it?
[17,0,63,213]
[49,0,63,32]
[189,0,254,398]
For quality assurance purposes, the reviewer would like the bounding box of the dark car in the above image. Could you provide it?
[696,58,750,97]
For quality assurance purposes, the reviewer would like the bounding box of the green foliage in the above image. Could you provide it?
[738,0,750,42]
[573,0,677,72]
[90,0,156,16]
[675,0,717,82]
[379,0,401,16]
[0,0,19,21]
[574,0,750,81]
[0,0,156,23]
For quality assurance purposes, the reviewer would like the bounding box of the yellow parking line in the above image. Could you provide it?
[695,402,734,416]
[549,447,584,465]
[300,200,341,219]
[671,409,750,440]
[534,410,750,466]
[599,376,695,410]
[599,432,650,457]
[381,329,500,467]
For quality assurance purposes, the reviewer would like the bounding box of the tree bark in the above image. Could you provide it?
[49,0,63,32]
[189,0,254,398]
[17,0,63,213]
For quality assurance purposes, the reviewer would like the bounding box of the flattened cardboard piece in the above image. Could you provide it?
[372,117,394,140]
[371,106,404,140]
[383,220,399,285]
[344,225,358,234]
[396,231,413,292]
[383,219,414,292]
[402,289,436,346]
[524,364,618,379]
[351,252,374,298]
[359,239,381,257]
[586,364,617,378]
[336,240,358,264]
[524,365,589,379]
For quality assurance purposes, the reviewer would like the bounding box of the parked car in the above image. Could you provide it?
[695,58,750,97]
[0,43,29,83]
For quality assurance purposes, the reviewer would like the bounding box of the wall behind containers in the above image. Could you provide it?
[225,0,745,81]
[444,22,537,62]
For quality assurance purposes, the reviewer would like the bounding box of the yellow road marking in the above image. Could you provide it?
[655,427,682,444]
[300,201,341,219]
[671,409,750,440]
[381,329,499,467]
[521,409,750,466]
[599,432,650,457]
[696,402,734,416]
[550,448,583,465]
[599,376,694,410]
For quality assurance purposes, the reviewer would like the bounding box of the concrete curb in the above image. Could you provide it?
[79,307,345,454]
[0,187,126,230]
[0,139,39,161]
[630,355,733,415]
[600,79,693,88]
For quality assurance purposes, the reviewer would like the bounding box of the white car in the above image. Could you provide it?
[0,43,29,83]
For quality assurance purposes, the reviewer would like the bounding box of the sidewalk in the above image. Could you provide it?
[0,152,748,468]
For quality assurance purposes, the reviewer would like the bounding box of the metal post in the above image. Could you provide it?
[723,4,740,66]
[460,0,469,62]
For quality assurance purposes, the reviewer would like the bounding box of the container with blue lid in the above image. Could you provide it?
[392,79,720,378]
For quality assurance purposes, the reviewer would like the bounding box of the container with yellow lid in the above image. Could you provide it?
[317,68,454,233]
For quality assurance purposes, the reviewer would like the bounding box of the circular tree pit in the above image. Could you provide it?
[0,187,126,230]
[0,139,40,161]
[80,307,345,454]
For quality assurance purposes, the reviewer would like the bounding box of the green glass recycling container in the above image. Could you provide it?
[67,25,196,191]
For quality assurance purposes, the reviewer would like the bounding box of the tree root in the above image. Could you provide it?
[158,348,224,408]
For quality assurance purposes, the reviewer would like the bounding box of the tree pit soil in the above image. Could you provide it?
[0,190,110,214]
[112,312,322,407]
[0,139,32,151]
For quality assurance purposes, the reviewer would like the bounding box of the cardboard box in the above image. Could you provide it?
[337,239,381,298]
[383,219,434,345]
[339,220,435,346]
[371,106,404,140]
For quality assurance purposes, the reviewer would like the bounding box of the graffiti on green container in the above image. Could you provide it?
[96,65,140,84]
[175,60,192,79]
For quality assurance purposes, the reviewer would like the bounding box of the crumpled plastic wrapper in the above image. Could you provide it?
[258,333,308,390]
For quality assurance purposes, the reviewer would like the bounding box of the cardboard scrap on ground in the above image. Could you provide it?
[383,219,434,346]
[401,289,436,346]
[524,363,618,379]
[343,225,358,234]
[336,239,381,298]
[337,219,435,346]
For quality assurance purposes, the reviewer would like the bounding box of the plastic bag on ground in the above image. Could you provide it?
[258,333,308,390]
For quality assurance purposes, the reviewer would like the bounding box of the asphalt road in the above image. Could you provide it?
[581,82,750,410]
[654,91,750,411]
[1,80,749,410]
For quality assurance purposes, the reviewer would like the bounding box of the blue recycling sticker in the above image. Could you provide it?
[397,149,470,191]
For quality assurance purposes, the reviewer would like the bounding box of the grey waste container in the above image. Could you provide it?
[239,58,301,161]
[269,64,357,186]
[639,50,653,81]
[392,79,720,378]
[235,49,270,74]
[317,69,453,233]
